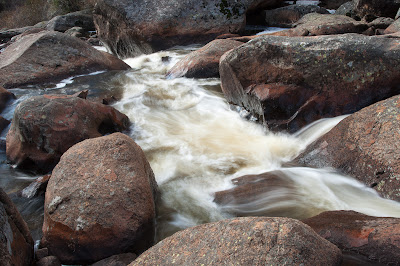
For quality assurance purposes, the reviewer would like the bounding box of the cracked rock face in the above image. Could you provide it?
[41,133,158,265]
[295,95,400,201]
[219,33,400,132]
[130,217,342,265]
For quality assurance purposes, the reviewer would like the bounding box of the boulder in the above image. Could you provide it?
[130,217,342,265]
[295,95,400,201]
[0,30,130,89]
[271,13,368,36]
[166,39,243,79]
[36,256,61,266]
[0,25,44,44]
[219,33,400,132]
[41,133,157,265]
[0,86,15,112]
[303,211,400,265]
[319,0,350,9]
[46,10,95,33]
[335,1,357,18]
[92,253,137,266]
[20,175,51,199]
[368,17,394,29]
[93,0,282,58]
[263,5,330,28]
[6,93,130,173]
[353,0,400,20]
[384,18,400,34]
[0,188,34,266]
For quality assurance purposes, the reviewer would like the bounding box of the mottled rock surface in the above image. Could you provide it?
[0,188,34,266]
[295,95,400,201]
[0,30,130,89]
[263,5,330,28]
[220,33,400,132]
[167,39,242,79]
[41,133,157,265]
[93,0,281,58]
[130,217,342,265]
[273,13,368,36]
[303,210,400,265]
[6,94,130,173]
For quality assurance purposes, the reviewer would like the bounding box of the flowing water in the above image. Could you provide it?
[1,45,400,244]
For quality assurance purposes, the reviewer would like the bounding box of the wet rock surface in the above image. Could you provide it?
[220,33,400,132]
[93,0,281,58]
[303,210,400,265]
[6,93,130,173]
[0,188,34,266]
[41,133,157,265]
[130,217,342,265]
[295,95,400,201]
[167,39,242,79]
[0,30,130,89]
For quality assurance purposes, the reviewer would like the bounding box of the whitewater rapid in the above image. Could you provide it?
[108,47,400,239]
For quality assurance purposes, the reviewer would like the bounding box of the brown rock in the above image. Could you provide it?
[35,247,49,261]
[92,253,137,266]
[0,30,130,89]
[93,0,282,58]
[263,5,330,28]
[272,13,368,37]
[295,95,400,201]
[41,133,157,265]
[368,17,395,29]
[166,39,243,79]
[384,18,400,34]
[219,33,400,132]
[303,210,400,265]
[0,188,34,266]
[353,0,400,20]
[6,93,130,173]
[36,256,61,266]
[130,217,342,265]
[0,86,15,112]
[46,10,95,33]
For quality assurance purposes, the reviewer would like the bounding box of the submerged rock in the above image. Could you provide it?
[6,93,130,173]
[0,30,130,89]
[93,0,281,58]
[303,210,400,265]
[295,95,400,201]
[166,39,243,79]
[220,33,400,132]
[0,188,34,266]
[130,217,342,265]
[263,5,330,28]
[41,133,157,265]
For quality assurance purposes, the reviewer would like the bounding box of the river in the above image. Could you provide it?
[1,45,400,245]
